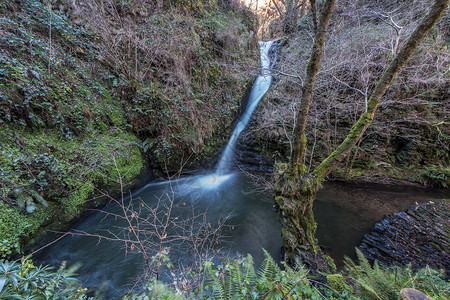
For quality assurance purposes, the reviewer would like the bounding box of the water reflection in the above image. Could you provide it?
[314,181,447,265]
[35,172,282,298]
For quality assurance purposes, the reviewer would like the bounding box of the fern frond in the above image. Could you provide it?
[356,278,382,300]
[257,249,281,282]
[242,254,256,287]
[356,248,372,276]
[348,249,403,300]
[212,272,226,299]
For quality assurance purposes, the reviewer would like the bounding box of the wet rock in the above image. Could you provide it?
[359,201,449,277]
[233,124,273,173]
[235,141,273,173]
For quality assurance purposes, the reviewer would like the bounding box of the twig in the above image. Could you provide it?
[31,231,71,255]
[283,269,310,299]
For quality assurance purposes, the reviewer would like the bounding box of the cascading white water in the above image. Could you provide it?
[215,41,274,175]
[169,41,275,190]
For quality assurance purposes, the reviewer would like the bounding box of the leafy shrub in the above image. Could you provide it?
[0,255,87,299]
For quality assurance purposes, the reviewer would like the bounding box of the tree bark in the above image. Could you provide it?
[291,0,336,167]
[274,163,334,271]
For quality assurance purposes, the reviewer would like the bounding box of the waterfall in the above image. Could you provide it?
[215,41,275,175]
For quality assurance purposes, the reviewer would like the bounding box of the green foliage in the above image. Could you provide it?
[341,249,450,300]
[417,165,449,188]
[131,251,324,299]
[129,251,449,299]
[122,280,186,300]
[0,126,143,257]
[6,251,444,300]
[0,255,87,299]
[0,0,113,136]
[0,201,57,258]
[326,274,353,294]
[198,250,322,299]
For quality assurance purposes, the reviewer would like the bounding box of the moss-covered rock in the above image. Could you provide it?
[0,126,144,256]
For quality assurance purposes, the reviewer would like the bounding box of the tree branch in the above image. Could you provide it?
[271,0,284,18]
[313,0,449,181]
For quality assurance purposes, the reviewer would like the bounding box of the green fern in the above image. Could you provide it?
[344,249,398,299]
[200,250,321,299]
[255,249,281,293]
[343,249,449,300]
[132,250,448,299]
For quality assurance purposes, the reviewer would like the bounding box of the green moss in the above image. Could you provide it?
[326,274,353,293]
[0,201,58,257]
[0,126,143,257]
[274,161,326,264]
[60,181,94,217]
[325,255,337,273]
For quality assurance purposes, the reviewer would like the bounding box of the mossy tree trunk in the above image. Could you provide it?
[275,0,449,270]
[274,162,333,271]
[291,0,334,166]
[275,0,336,271]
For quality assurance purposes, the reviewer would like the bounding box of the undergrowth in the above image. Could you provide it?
[0,255,87,299]
[126,249,450,299]
[4,249,445,299]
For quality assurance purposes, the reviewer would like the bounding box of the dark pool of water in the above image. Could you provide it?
[34,175,448,298]
[314,181,448,265]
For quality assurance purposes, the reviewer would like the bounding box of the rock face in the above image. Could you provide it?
[359,201,449,277]
[235,140,273,173]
